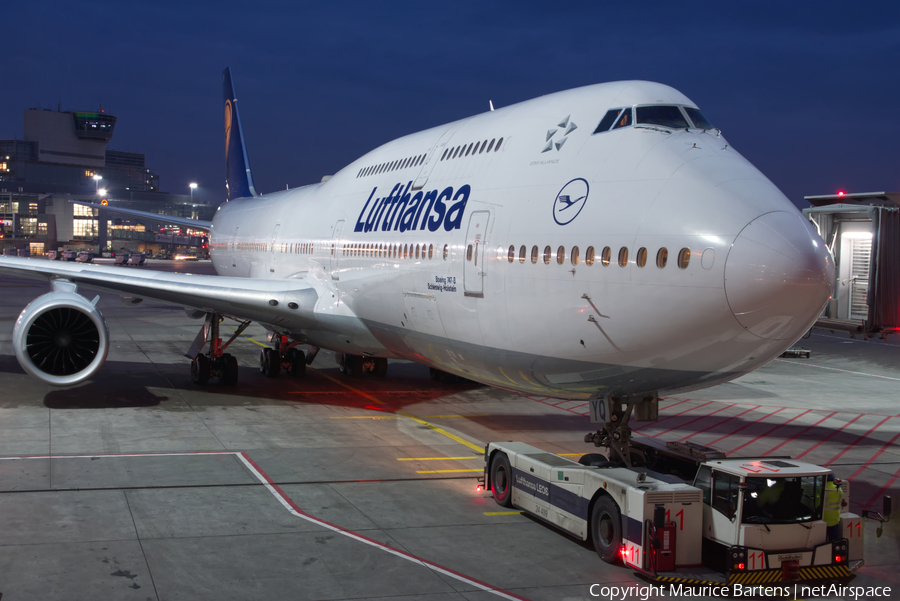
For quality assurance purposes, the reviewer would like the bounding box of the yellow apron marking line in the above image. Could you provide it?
[416,468,483,474]
[329,416,399,420]
[484,511,523,516]
[397,456,479,461]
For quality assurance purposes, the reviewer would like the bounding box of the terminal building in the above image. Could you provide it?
[0,107,214,256]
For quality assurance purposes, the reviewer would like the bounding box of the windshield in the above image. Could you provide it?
[684,107,714,129]
[635,105,688,129]
[742,476,825,524]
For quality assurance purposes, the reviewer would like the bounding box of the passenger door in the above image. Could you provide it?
[331,220,344,280]
[463,210,490,298]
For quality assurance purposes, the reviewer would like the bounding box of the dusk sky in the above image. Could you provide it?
[5,2,899,207]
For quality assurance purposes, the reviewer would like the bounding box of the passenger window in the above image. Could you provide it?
[467,244,473,261]
[495,137,503,151]
[656,247,668,268]
[685,107,714,130]
[415,244,420,259]
[612,108,632,130]
[404,244,409,259]
[530,245,539,264]
[443,244,449,260]
[480,140,488,154]
[712,472,739,519]
[487,139,495,152]
[585,246,595,266]
[636,106,689,129]
[678,248,691,269]
[429,244,433,260]
[618,247,628,267]
[518,245,526,264]
[556,245,565,265]
[601,246,611,266]
[694,466,712,505]
[593,109,622,134]
[636,247,647,268]
[543,245,551,264]
[571,246,579,265]
[508,245,515,263]
[465,143,473,157]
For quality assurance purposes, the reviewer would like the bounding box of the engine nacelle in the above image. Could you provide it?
[13,290,110,386]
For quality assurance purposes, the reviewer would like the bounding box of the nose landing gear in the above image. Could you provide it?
[584,392,657,467]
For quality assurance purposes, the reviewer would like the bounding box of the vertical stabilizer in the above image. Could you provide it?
[223,68,259,201]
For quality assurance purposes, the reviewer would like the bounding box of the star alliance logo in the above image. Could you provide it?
[543,115,578,153]
[553,178,589,226]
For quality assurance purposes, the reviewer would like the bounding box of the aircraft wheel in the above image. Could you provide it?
[591,496,622,564]
[490,452,513,507]
[222,353,239,385]
[578,453,610,468]
[341,354,362,376]
[191,355,210,386]
[262,348,280,378]
[372,358,388,378]
[287,348,306,377]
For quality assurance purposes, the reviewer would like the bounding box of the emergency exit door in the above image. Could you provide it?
[464,211,490,297]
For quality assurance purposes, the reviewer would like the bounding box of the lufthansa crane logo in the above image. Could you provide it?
[553,178,589,226]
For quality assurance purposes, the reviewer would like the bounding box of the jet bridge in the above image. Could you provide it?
[804,192,900,339]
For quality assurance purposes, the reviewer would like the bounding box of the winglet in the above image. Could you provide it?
[223,68,259,201]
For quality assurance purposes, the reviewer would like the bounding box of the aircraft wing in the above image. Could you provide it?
[0,256,319,326]
[70,200,212,231]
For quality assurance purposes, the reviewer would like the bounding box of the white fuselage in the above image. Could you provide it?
[206,81,833,400]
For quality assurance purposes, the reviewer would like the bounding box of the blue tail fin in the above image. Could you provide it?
[223,68,258,201]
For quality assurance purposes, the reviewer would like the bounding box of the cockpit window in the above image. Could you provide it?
[635,105,688,129]
[611,107,632,130]
[593,109,622,134]
[685,107,714,130]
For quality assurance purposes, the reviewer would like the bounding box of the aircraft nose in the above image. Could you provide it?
[724,211,834,340]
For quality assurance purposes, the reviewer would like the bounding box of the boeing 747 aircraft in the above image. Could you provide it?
[0,69,833,463]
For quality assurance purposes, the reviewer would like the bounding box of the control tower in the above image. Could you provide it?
[23,108,117,168]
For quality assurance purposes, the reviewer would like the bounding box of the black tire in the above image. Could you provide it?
[342,354,362,377]
[191,355,210,386]
[287,348,306,377]
[372,358,388,378]
[578,453,610,468]
[591,495,622,564]
[490,452,513,507]
[263,348,280,378]
[222,354,239,385]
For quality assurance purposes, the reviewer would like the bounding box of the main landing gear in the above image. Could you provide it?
[583,392,658,467]
[260,334,311,378]
[188,313,250,386]
[339,353,387,378]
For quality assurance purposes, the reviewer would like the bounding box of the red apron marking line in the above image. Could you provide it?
[0,451,235,460]
[727,409,812,455]
[677,405,761,443]
[705,407,785,447]
[653,403,737,438]
[763,411,839,456]
[795,414,865,460]
[634,400,714,432]
[847,428,900,482]
[772,359,900,382]
[235,452,532,601]
[823,416,894,467]
[862,462,900,510]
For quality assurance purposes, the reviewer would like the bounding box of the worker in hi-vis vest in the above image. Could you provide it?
[824,473,843,541]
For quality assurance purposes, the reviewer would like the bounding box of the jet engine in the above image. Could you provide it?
[13,288,110,387]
